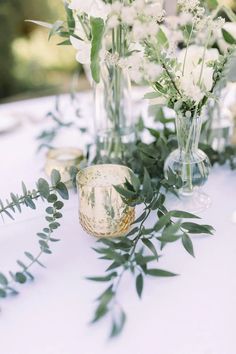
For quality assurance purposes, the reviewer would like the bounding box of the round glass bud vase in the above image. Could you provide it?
[164,113,211,212]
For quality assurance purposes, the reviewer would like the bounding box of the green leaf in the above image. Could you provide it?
[113,185,137,199]
[90,17,105,83]
[39,240,49,249]
[182,233,195,257]
[37,178,50,198]
[48,20,64,40]
[0,288,7,298]
[15,272,27,284]
[126,227,139,237]
[142,169,153,202]
[147,128,160,140]
[57,39,71,46]
[222,29,236,45]
[154,213,171,232]
[49,222,60,229]
[55,182,69,200]
[157,235,180,243]
[3,209,14,220]
[25,197,36,210]
[25,20,53,29]
[157,27,169,47]
[141,238,159,259]
[54,201,64,210]
[207,0,218,9]
[162,222,181,238]
[0,273,8,286]
[144,92,161,99]
[181,222,214,235]
[65,2,75,31]
[17,260,27,270]
[146,269,178,277]
[86,272,117,282]
[24,252,35,261]
[51,169,61,186]
[129,172,140,192]
[169,210,200,219]
[46,207,54,214]
[110,310,126,338]
[136,273,144,299]
[132,211,147,225]
[47,194,58,203]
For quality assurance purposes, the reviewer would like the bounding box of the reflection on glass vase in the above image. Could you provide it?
[201,86,234,152]
[164,113,211,212]
[94,62,135,163]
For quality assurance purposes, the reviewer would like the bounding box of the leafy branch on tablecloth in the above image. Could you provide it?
[87,168,214,338]
[0,170,69,298]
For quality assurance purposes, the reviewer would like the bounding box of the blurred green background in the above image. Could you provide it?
[0,0,83,102]
[0,0,235,102]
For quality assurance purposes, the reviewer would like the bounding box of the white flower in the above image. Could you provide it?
[119,50,162,84]
[70,36,91,64]
[192,65,214,92]
[107,14,120,29]
[178,45,219,76]
[144,2,165,22]
[132,19,159,41]
[179,75,203,102]
[69,0,93,13]
[121,6,137,26]
[110,1,122,13]
[165,16,179,30]
[177,45,219,102]
[69,0,110,20]
[132,20,148,41]
[133,0,146,11]
[143,61,163,82]
[177,0,200,12]
[179,12,193,26]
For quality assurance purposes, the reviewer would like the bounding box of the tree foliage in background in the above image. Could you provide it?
[0,0,59,99]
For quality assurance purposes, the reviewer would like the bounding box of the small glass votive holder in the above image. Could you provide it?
[77,164,135,238]
[45,147,84,185]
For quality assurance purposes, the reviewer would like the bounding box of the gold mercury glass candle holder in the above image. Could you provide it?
[77,164,135,238]
[45,147,84,186]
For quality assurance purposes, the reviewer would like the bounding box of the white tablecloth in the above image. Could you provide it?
[0,92,236,354]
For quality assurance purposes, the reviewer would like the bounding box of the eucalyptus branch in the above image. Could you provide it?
[0,170,69,300]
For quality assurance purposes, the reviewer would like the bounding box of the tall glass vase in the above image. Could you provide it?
[164,113,211,212]
[93,26,135,162]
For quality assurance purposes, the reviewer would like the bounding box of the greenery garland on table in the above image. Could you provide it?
[0,134,215,338]
[1,0,236,339]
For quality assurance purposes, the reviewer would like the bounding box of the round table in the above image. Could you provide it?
[0,92,236,354]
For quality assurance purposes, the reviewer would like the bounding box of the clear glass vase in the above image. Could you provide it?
[164,113,211,212]
[201,86,234,152]
[93,26,135,162]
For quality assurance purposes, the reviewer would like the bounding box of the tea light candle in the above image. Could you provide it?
[45,147,84,185]
[77,164,135,238]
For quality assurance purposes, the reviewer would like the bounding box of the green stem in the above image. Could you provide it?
[182,23,194,75]
[0,188,55,217]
